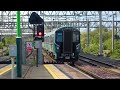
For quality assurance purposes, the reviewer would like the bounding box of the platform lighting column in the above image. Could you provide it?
[112,14,115,52]
[98,11,102,56]
[16,11,22,77]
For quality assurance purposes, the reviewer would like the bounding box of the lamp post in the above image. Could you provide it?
[16,11,22,77]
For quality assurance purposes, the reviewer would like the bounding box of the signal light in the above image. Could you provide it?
[38,32,42,36]
[35,24,44,42]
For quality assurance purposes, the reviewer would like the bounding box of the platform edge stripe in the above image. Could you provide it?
[44,65,59,79]
[45,64,70,79]
[0,65,16,75]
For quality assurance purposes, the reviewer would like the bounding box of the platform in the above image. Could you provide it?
[0,64,70,79]
[23,65,54,79]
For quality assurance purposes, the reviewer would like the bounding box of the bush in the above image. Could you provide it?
[81,27,120,60]
[5,36,16,45]
[83,44,99,55]
[110,49,120,60]
[0,42,3,49]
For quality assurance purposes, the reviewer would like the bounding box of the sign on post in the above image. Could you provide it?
[9,45,17,57]
[9,45,17,79]
[26,41,33,53]
[26,41,34,57]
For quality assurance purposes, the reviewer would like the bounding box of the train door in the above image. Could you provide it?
[63,29,73,53]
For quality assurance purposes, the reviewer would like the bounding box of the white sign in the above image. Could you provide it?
[26,42,33,48]
[9,45,17,57]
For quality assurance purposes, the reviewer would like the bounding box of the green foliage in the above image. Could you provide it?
[4,50,9,56]
[81,27,120,60]
[5,36,16,45]
[83,43,99,55]
[0,42,3,49]
[110,49,120,60]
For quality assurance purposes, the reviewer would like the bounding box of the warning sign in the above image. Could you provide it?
[26,42,32,48]
[26,42,33,53]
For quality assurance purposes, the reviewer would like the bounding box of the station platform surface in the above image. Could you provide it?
[24,64,70,79]
[24,65,54,79]
[0,64,70,79]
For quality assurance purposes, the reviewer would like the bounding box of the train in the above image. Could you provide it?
[42,26,81,64]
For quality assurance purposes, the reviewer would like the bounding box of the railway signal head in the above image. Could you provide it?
[36,24,44,42]
[37,31,42,37]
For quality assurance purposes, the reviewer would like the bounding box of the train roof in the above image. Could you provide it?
[57,26,80,32]
[44,26,80,37]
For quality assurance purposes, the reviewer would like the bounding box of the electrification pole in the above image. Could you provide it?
[98,11,102,56]
[112,14,115,52]
[87,20,90,47]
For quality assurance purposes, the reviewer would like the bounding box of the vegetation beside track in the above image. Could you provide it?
[81,27,120,60]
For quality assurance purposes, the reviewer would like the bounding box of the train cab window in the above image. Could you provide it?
[73,32,80,42]
[56,32,63,42]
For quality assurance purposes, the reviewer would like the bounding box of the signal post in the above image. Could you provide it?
[35,24,44,66]
[29,12,44,66]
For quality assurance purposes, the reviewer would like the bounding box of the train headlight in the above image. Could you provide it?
[57,46,59,50]
[76,45,80,50]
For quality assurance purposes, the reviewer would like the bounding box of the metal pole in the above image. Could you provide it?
[38,40,43,64]
[34,25,39,67]
[36,48,38,67]
[11,57,14,79]
[22,38,26,64]
[33,25,35,40]
[87,20,90,47]
[99,11,102,56]
[16,11,22,77]
[116,22,117,37]
[112,14,114,52]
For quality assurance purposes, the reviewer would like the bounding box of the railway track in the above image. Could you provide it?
[75,56,120,79]
[79,55,120,69]
[54,64,93,79]
[43,50,94,79]
[79,55,120,75]
[43,49,120,79]
[43,50,64,64]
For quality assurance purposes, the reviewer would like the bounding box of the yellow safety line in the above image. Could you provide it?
[0,64,16,75]
[44,64,70,79]
[44,64,59,79]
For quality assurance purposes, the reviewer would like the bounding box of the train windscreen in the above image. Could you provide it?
[56,32,63,42]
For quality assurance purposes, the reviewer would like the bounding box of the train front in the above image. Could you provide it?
[55,27,80,63]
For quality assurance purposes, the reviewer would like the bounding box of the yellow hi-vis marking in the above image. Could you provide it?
[44,64,69,79]
[0,64,16,75]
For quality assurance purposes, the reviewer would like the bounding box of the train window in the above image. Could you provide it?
[56,32,63,42]
[73,32,80,42]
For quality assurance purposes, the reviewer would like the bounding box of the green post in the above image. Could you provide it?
[16,11,22,77]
